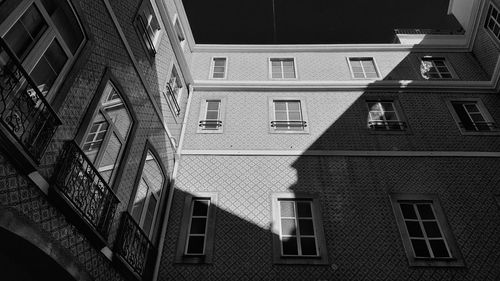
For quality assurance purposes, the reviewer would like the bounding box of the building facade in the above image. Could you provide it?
[0,0,500,281]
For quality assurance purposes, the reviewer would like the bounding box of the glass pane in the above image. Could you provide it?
[300,237,317,255]
[367,102,382,111]
[429,240,450,258]
[411,239,431,257]
[190,218,207,234]
[214,58,225,66]
[143,153,164,194]
[41,0,84,54]
[4,5,48,61]
[142,195,157,235]
[400,204,417,219]
[288,112,301,121]
[275,112,287,121]
[417,204,435,220]
[283,71,295,78]
[213,66,225,73]
[280,201,295,217]
[298,219,314,235]
[423,222,442,238]
[131,179,148,223]
[281,219,296,236]
[192,200,209,216]
[98,133,122,184]
[353,72,365,78]
[296,202,312,217]
[281,237,298,255]
[384,112,398,121]
[212,72,224,78]
[365,72,379,78]
[287,101,300,111]
[405,221,423,237]
[369,112,384,121]
[206,101,220,111]
[205,111,219,120]
[350,60,361,67]
[104,105,132,139]
[0,0,20,22]
[30,40,68,94]
[464,104,480,113]
[274,102,286,111]
[186,236,205,254]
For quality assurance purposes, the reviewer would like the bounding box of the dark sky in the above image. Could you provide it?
[182,0,462,44]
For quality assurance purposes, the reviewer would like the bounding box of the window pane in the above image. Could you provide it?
[288,112,301,121]
[296,202,312,217]
[300,237,317,255]
[205,111,219,120]
[41,0,84,54]
[287,101,300,111]
[405,221,423,237]
[143,153,164,194]
[411,239,431,257]
[98,133,122,184]
[192,200,209,216]
[190,218,207,234]
[400,204,417,219]
[350,60,362,67]
[212,72,224,78]
[282,237,298,255]
[298,219,314,235]
[384,112,398,121]
[214,58,226,66]
[417,204,435,219]
[30,40,68,95]
[423,222,442,238]
[213,66,225,73]
[206,101,220,111]
[283,71,295,78]
[429,240,450,258]
[280,201,295,217]
[142,195,157,235]
[187,236,205,254]
[281,219,296,236]
[104,105,132,139]
[131,179,148,223]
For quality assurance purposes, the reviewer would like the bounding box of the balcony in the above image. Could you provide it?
[368,120,406,131]
[199,120,222,129]
[0,38,62,163]
[52,141,119,242]
[115,212,155,280]
[271,120,307,130]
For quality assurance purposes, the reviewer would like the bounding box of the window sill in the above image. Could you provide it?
[408,257,464,267]
[273,256,329,265]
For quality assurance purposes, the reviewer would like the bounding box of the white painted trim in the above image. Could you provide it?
[181,149,500,157]
[27,171,49,195]
[100,246,113,260]
[208,56,228,79]
[103,0,177,152]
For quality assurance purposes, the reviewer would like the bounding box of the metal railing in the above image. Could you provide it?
[459,121,496,132]
[53,141,119,238]
[394,28,465,35]
[199,120,222,129]
[115,212,155,278]
[0,38,62,162]
[271,120,307,129]
[166,83,181,116]
[368,120,406,130]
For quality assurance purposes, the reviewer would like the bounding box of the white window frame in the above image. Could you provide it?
[172,14,186,50]
[346,57,381,79]
[366,99,408,132]
[271,193,328,265]
[484,2,500,46]
[134,0,162,57]
[268,57,297,79]
[268,97,309,134]
[420,56,457,80]
[445,98,499,135]
[197,97,225,134]
[175,192,217,264]
[0,0,86,102]
[209,56,228,79]
[390,193,464,267]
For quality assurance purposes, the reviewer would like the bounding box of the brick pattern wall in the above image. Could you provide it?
[190,51,489,82]
[159,155,500,280]
[183,90,500,152]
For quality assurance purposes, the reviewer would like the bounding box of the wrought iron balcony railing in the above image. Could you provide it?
[52,141,119,239]
[271,120,307,130]
[368,120,406,130]
[0,38,62,162]
[199,120,222,129]
[115,212,155,278]
[166,83,181,116]
[459,121,496,132]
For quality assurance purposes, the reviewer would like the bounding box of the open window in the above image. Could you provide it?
[445,98,498,135]
[135,0,161,57]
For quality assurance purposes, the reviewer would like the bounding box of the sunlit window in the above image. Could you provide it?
[485,3,500,42]
[210,57,227,79]
[271,100,307,131]
[420,58,453,80]
[367,100,406,131]
[270,58,296,79]
[135,0,161,57]
[348,57,379,79]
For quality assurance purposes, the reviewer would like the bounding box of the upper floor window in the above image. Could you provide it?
[135,0,161,57]
[81,79,133,186]
[269,99,308,133]
[271,193,328,265]
[390,193,464,267]
[197,98,225,133]
[175,193,217,264]
[131,149,166,238]
[446,99,497,134]
[367,100,406,131]
[348,57,380,79]
[420,57,454,80]
[173,16,185,48]
[269,58,296,79]
[485,3,500,42]
[210,57,227,79]
[168,66,182,100]
[0,0,85,101]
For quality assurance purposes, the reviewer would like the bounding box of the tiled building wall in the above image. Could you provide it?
[183,90,500,152]
[0,0,181,279]
[190,51,489,81]
[159,155,500,280]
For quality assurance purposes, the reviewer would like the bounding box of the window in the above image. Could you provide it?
[173,15,185,48]
[80,77,133,186]
[485,3,500,42]
[420,57,454,80]
[175,193,217,264]
[0,0,85,101]
[367,100,406,131]
[271,193,328,264]
[390,193,464,267]
[135,0,161,57]
[269,58,296,79]
[269,98,308,133]
[130,149,166,238]
[167,66,183,100]
[348,57,380,79]
[197,98,225,133]
[446,99,497,134]
[210,57,227,79]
